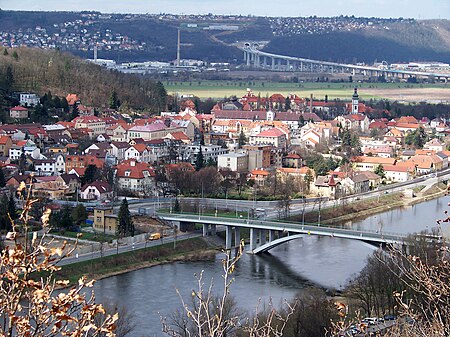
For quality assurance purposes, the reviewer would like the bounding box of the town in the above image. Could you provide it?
[1,87,449,224]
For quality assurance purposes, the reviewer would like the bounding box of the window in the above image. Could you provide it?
[96,217,101,222]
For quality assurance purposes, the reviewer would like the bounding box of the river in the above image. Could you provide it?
[92,196,449,336]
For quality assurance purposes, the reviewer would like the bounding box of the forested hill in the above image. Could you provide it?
[262,21,450,64]
[0,47,167,111]
[0,10,449,64]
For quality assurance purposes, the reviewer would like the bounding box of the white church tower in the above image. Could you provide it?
[352,87,359,114]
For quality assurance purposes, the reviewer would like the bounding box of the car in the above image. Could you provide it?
[383,314,397,321]
[362,317,379,325]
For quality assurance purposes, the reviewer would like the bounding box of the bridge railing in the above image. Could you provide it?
[156,211,411,242]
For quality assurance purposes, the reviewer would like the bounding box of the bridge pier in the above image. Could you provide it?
[268,230,275,242]
[211,224,216,235]
[235,227,241,247]
[225,226,232,250]
[249,228,259,252]
[271,57,275,70]
[203,223,209,237]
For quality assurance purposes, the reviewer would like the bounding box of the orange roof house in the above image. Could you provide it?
[66,94,80,106]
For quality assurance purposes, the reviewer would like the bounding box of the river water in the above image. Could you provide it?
[92,196,449,336]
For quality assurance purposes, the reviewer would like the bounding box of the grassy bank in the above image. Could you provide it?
[289,193,404,225]
[55,237,217,285]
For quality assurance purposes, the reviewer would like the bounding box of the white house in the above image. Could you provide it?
[115,159,156,196]
[80,181,113,201]
[124,144,149,162]
[217,152,249,172]
[19,93,40,107]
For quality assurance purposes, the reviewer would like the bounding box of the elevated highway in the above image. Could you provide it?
[240,45,450,81]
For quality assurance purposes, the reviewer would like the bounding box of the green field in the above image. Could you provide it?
[164,80,448,101]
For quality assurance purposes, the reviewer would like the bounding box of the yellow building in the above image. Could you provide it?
[93,207,117,235]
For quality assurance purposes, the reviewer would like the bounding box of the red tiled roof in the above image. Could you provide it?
[256,128,285,137]
[10,106,28,111]
[116,159,155,179]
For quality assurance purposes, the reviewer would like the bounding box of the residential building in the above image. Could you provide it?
[242,144,272,171]
[19,93,39,107]
[10,106,29,119]
[181,144,229,164]
[115,159,156,196]
[0,136,12,156]
[249,127,288,150]
[73,116,106,136]
[93,207,117,235]
[353,157,397,171]
[80,181,113,201]
[217,152,249,172]
[124,144,150,162]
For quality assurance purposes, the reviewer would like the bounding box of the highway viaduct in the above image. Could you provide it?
[240,45,450,82]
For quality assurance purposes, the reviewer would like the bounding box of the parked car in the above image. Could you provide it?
[383,314,397,321]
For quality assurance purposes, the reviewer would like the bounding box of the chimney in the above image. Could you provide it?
[177,29,181,67]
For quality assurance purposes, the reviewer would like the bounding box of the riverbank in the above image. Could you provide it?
[55,237,219,286]
[292,183,448,225]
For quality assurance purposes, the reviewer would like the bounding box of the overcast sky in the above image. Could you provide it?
[0,0,448,19]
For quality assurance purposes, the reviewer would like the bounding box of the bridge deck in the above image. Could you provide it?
[157,212,410,245]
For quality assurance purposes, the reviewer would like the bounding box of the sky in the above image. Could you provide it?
[0,0,449,19]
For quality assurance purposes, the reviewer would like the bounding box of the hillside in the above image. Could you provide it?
[0,11,449,64]
[0,47,167,111]
[262,20,450,64]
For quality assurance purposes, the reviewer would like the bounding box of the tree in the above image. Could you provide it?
[12,50,18,61]
[3,48,8,56]
[83,164,99,185]
[405,127,427,149]
[0,166,6,187]
[117,198,134,237]
[0,194,12,231]
[206,157,217,167]
[162,243,296,337]
[303,169,314,194]
[72,203,87,227]
[0,182,117,337]
[195,146,205,171]
[71,102,79,120]
[374,164,386,179]
[109,90,120,110]
[238,130,247,147]
[285,97,291,111]
[173,197,181,213]
[8,193,17,222]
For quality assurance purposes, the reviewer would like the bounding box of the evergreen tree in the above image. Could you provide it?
[71,103,79,120]
[238,130,246,147]
[195,146,205,171]
[0,166,6,188]
[206,157,217,167]
[82,165,98,185]
[3,48,8,56]
[12,50,18,61]
[285,97,291,111]
[7,194,16,221]
[374,164,386,179]
[117,198,134,237]
[109,90,119,109]
[0,194,12,231]
[173,197,181,213]
[5,66,14,92]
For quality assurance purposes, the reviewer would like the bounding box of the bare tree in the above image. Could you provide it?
[0,181,117,337]
[162,241,296,337]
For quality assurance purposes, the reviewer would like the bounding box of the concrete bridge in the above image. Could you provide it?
[240,45,450,82]
[157,212,412,254]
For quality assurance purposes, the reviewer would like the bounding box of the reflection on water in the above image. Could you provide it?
[93,196,450,336]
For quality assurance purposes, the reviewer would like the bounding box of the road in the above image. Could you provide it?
[58,231,201,266]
